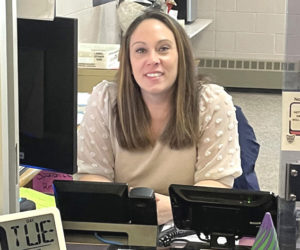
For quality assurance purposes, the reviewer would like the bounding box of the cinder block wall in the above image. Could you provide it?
[56,0,300,62]
[193,0,287,61]
[192,0,300,89]
[56,0,300,88]
[286,0,300,62]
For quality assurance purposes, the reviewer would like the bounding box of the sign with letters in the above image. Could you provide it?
[282,91,300,151]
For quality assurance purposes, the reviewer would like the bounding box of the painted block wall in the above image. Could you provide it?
[286,0,300,62]
[193,0,288,61]
[55,0,300,63]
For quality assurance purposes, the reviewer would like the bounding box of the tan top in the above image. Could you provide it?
[76,81,242,195]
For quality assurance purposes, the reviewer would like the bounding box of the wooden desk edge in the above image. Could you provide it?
[19,168,41,187]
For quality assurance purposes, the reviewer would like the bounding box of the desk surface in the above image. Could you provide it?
[66,242,251,250]
[67,243,160,249]
[19,167,40,187]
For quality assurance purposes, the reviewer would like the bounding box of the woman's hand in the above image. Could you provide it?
[195,179,229,188]
[77,174,112,182]
[155,193,173,225]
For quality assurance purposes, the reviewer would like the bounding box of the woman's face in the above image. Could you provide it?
[129,18,178,100]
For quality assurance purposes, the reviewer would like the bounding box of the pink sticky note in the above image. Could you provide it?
[32,170,72,194]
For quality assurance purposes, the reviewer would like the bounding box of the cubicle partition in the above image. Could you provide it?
[0,0,19,214]
[278,1,300,248]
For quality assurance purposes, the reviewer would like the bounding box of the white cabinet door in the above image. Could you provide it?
[17,0,55,20]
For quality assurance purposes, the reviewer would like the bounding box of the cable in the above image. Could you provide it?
[171,238,190,244]
[94,232,123,246]
[158,226,196,247]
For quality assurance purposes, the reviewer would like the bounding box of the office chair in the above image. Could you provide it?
[233,105,260,190]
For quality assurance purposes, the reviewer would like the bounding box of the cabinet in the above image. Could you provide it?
[78,68,117,92]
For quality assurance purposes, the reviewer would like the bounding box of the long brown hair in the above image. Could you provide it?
[115,11,199,150]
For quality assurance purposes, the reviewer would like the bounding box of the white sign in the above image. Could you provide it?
[281,91,300,151]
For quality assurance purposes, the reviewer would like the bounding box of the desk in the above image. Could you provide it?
[66,243,161,249]
[19,168,40,187]
[78,68,117,93]
[65,241,251,250]
[78,59,200,93]
[63,221,158,247]
[62,221,251,250]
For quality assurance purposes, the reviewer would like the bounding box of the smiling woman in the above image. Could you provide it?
[116,11,197,150]
[129,18,179,141]
[129,19,178,101]
[75,11,242,225]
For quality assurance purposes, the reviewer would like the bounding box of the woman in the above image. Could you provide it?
[76,11,242,225]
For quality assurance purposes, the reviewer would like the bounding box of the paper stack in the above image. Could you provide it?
[78,43,120,69]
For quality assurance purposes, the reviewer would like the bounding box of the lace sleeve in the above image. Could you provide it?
[195,84,242,187]
[75,81,117,181]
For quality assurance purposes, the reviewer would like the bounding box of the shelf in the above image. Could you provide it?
[185,18,213,38]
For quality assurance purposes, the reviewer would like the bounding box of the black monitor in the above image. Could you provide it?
[53,180,130,223]
[17,17,78,174]
[169,184,278,248]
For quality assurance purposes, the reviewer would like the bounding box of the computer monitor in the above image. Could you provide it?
[169,184,278,248]
[17,17,78,174]
[53,180,130,223]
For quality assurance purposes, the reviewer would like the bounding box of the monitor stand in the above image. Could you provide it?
[182,241,251,250]
[174,233,252,250]
[210,233,235,249]
[62,220,158,247]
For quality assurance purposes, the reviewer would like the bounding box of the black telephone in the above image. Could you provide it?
[129,187,196,247]
[158,225,196,247]
[129,187,157,225]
